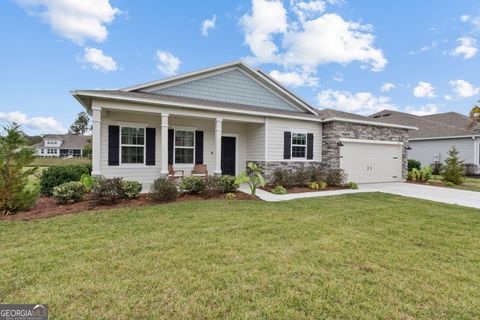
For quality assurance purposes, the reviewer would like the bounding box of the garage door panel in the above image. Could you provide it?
[340,141,402,183]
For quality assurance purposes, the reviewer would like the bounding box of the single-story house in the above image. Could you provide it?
[71,61,415,188]
[34,134,89,157]
[370,110,480,171]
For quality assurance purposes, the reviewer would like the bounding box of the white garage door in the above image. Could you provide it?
[340,140,403,183]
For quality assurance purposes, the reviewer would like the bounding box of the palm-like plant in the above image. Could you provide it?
[469,103,480,122]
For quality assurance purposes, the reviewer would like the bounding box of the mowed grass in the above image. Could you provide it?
[29,157,91,167]
[1,193,480,319]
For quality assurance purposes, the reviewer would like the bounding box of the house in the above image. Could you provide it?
[370,110,480,171]
[34,134,89,157]
[71,61,415,188]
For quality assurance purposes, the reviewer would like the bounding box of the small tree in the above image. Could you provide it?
[442,146,464,185]
[83,137,92,158]
[235,162,265,196]
[0,123,38,215]
[68,111,91,135]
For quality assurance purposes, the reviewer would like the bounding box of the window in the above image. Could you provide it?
[121,127,145,164]
[47,148,56,154]
[174,130,194,164]
[291,132,306,159]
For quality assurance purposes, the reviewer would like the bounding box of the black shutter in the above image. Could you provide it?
[307,133,314,160]
[108,125,120,166]
[283,131,291,159]
[195,131,204,164]
[146,127,156,166]
[168,129,174,165]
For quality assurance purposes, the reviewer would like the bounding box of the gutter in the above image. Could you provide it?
[409,135,479,141]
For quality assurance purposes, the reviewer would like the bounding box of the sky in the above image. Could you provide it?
[1,0,480,135]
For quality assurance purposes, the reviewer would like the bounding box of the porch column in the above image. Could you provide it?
[91,106,102,176]
[160,113,169,176]
[214,117,223,175]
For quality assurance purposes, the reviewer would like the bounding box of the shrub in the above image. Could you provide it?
[444,181,454,187]
[463,163,478,176]
[408,159,421,171]
[80,173,94,191]
[225,192,236,199]
[442,146,464,185]
[308,181,320,190]
[40,163,91,196]
[309,166,326,183]
[180,176,206,194]
[123,180,142,200]
[0,123,38,215]
[203,176,222,198]
[409,166,432,182]
[271,185,287,195]
[346,181,359,189]
[293,166,310,187]
[149,177,178,202]
[271,168,292,188]
[431,161,442,175]
[52,181,85,204]
[235,162,265,196]
[91,177,124,205]
[325,169,347,186]
[218,175,239,193]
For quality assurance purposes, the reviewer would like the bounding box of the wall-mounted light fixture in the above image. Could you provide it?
[337,141,344,147]
[405,144,412,150]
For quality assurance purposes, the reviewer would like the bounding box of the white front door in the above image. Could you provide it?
[340,140,402,183]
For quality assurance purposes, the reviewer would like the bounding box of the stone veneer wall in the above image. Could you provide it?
[246,161,323,183]
[322,121,410,179]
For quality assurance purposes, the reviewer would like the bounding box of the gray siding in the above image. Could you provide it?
[150,69,298,112]
[409,138,475,166]
[246,123,265,160]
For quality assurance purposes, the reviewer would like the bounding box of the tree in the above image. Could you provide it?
[469,102,480,127]
[442,146,464,185]
[0,123,38,215]
[68,111,91,135]
[234,162,265,196]
[83,137,92,158]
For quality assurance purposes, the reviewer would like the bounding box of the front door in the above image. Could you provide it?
[221,136,236,176]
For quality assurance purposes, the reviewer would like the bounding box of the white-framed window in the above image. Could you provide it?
[120,126,145,164]
[47,148,56,154]
[291,131,307,159]
[174,130,195,164]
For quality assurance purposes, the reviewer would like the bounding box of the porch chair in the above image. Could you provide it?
[191,164,208,178]
[168,165,184,181]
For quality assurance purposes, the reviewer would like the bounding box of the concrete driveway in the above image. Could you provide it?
[361,182,480,209]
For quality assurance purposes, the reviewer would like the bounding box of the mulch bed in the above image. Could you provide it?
[0,192,254,221]
[261,185,348,194]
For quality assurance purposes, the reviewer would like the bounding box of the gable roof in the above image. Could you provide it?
[421,112,479,129]
[122,61,319,115]
[34,134,89,149]
[370,110,479,139]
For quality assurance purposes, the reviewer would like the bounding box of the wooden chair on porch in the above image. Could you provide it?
[168,165,184,181]
[191,164,208,178]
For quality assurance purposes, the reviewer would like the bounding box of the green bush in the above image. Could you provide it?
[408,159,421,171]
[271,185,287,195]
[271,168,292,188]
[325,169,347,186]
[91,177,124,205]
[52,181,85,204]
[308,181,327,190]
[224,192,236,199]
[309,166,326,183]
[442,147,464,185]
[431,161,442,175]
[149,177,178,202]
[123,180,142,200]
[80,173,94,191]
[218,175,239,193]
[293,166,310,187]
[40,164,91,196]
[180,176,206,194]
[346,181,358,189]
[444,181,454,187]
[203,176,222,198]
[409,166,432,182]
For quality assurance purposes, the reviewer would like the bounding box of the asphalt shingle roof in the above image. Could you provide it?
[34,134,89,149]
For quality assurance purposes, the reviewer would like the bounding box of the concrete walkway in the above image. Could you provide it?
[239,182,480,209]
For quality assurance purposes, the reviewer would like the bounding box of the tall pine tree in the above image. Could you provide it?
[68,112,91,135]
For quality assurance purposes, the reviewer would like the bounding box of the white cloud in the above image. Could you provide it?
[269,69,319,87]
[15,0,120,45]
[201,15,216,37]
[155,50,181,76]
[460,15,470,22]
[451,37,477,59]
[291,0,326,23]
[405,104,439,116]
[0,111,65,133]
[413,81,436,98]
[81,47,117,72]
[449,79,480,98]
[317,89,395,115]
[444,94,452,101]
[241,0,387,72]
[409,41,438,55]
[380,82,395,92]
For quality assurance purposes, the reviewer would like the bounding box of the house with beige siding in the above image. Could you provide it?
[72,61,415,189]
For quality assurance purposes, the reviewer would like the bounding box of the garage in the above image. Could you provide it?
[339,139,403,183]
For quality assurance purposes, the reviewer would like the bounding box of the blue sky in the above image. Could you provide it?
[1,0,480,134]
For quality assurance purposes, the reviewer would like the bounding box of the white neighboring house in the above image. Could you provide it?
[71,61,415,189]
[34,134,89,157]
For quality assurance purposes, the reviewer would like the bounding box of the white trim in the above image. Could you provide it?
[410,135,479,141]
[339,138,404,145]
[221,133,239,175]
[323,117,418,130]
[117,121,149,127]
[119,125,146,166]
[172,125,198,131]
[291,130,307,160]
[264,117,269,161]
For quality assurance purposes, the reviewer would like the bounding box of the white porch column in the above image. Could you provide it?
[214,117,223,175]
[91,106,102,176]
[160,113,169,176]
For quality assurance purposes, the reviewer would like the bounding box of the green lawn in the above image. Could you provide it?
[432,175,480,192]
[28,157,91,167]
[1,193,480,319]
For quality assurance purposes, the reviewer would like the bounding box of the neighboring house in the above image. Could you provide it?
[371,110,480,170]
[71,61,415,188]
[34,134,89,157]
